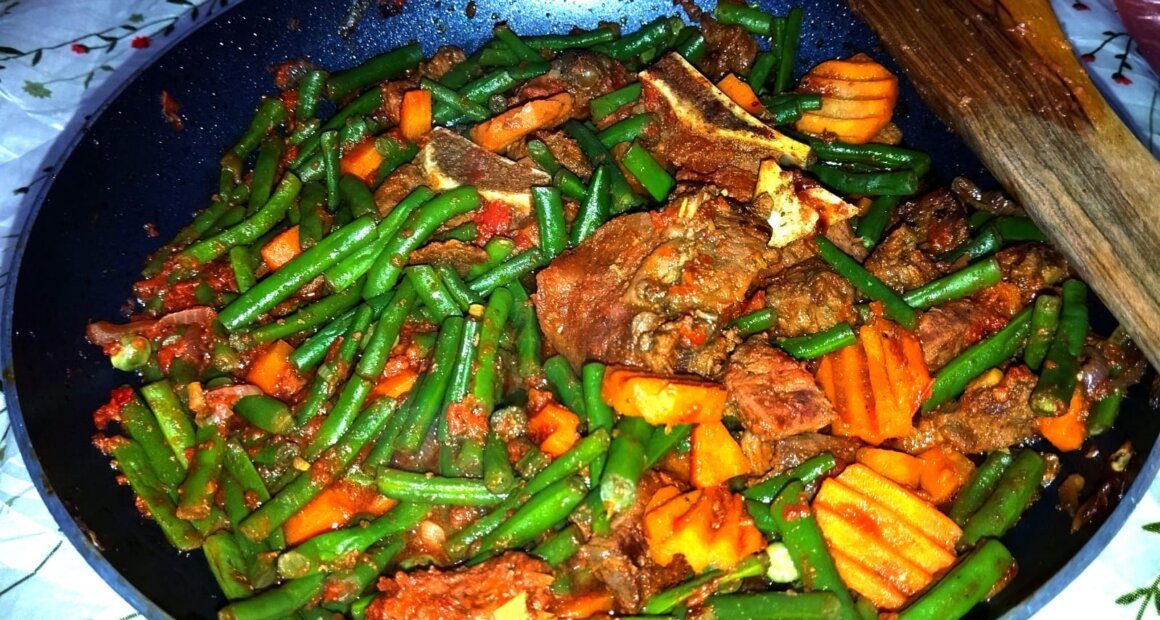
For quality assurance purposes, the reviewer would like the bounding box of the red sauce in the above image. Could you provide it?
[472,200,514,243]
[93,386,134,431]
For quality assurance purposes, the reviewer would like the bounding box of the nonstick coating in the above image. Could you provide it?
[4,0,1158,618]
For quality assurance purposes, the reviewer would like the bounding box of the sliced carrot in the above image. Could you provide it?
[829,339,874,440]
[339,139,384,184]
[644,485,698,545]
[247,340,305,397]
[371,367,419,400]
[838,464,962,549]
[856,447,924,489]
[1034,386,1089,452]
[260,225,301,271]
[795,53,899,144]
[806,55,895,81]
[717,73,764,115]
[555,592,616,619]
[469,93,575,152]
[400,89,433,143]
[283,480,396,545]
[691,421,751,488]
[645,486,763,572]
[916,447,976,505]
[527,403,581,457]
[830,548,910,610]
[651,490,716,567]
[814,503,933,595]
[601,366,728,426]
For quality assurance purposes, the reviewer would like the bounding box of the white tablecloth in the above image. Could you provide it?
[0,0,1158,617]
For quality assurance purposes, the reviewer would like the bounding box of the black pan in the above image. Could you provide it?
[3,0,1158,618]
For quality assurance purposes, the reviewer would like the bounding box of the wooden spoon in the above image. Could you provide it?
[848,0,1160,366]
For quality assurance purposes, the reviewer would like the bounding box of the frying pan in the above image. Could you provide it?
[3,0,1157,618]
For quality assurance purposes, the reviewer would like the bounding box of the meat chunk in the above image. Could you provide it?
[373,163,425,216]
[724,339,834,440]
[519,51,631,117]
[537,129,593,177]
[895,365,1038,454]
[535,190,779,376]
[420,46,467,81]
[896,188,970,253]
[366,552,555,620]
[698,15,758,80]
[740,432,861,478]
[864,225,946,292]
[917,282,1025,371]
[996,243,1068,304]
[763,258,858,338]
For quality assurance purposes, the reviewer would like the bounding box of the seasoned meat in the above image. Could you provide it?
[740,431,861,477]
[420,46,467,80]
[537,129,593,177]
[373,163,425,216]
[824,220,868,262]
[535,190,778,376]
[408,240,489,276]
[896,365,1038,454]
[864,225,946,292]
[698,15,758,80]
[724,339,834,440]
[916,297,1013,371]
[996,243,1068,304]
[896,188,970,253]
[517,51,631,117]
[366,552,555,620]
[763,258,858,338]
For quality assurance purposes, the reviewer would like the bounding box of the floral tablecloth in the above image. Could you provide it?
[1,0,1158,618]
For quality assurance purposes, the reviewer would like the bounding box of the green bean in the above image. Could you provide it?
[377,469,507,506]
[438,316,483,474]
[325,186,435,292]
[247,139,284,216]
[108,438,202,550]
[699,592,842,620]
[240,399,396,543]
[533,186,568,259]
[776,323,858,360]
[478,46,519,67]
[176,423,225,521]
[674,26,707,63]
[289,119,320,148]
[327,43,422,100]
[903,257,1002,309]
[816,237,917,329]
[469,287,514,416]
[749,51,777,92]
[731,308,776,337]
[467,237,517,279]
[993,216,1046,242]
[765,98,809,125]
[806,138,932,177]
[564,120,644,213]
[714,3,779,36]
[1030,279,1088,416]
[432,266,476,315]
[364,186,481,299]
[941,226,1002,263]
[395,316,466,452]
[601,416,654,514]
[320,538,405,610]
[483,430,517,493]
[960,450,1046,548]
[622,141,674,202]
[120,392,186,488]
[294,69,327,121]
[288,307,359,372]
[139,380,196,470]
[590,83,642,121]
[204,532,252,600]
[296,181,328,250]
[643,554,769,615]
[405,265,462,322]
[218,573,326,620]
[533,524,584,567]
[305,284,415,458]
[515,443,551,478]
[227,97,286,163]
[644,423,693,468]
[582,363,615,480]
[277,502,429,578]
[438,50,484,89]
[339,174,377,219]
[544,355,587,419]
[228,246,257,294]
[434,221,479,243]
[179,174,301,266]
[319,130,342,210]
[467,248,544,296]
[1023,294,1061,370]
[948,451,1014,526]
[423,77,492,122]
[1087,387,1125,436]
[899,539,1015,620]
[248,281,364,345]
[223,440,275,516]
[811,164,920,196]
[743,453,837,503]
[746,499,780,535]
[526,139,562,174]
[568,165,611,247]
[231,394,293,434]
[598,113,654,147]
[514,286,543,379]
[857,195,902,250]
[460,64,546,105]
[923,307,1033,412]
[773,8,803,93]
[593,16,680,61]
[524,27,616,50]
[554,168,589,202]
[368,134,420,188]
[471,476,588,562]
[219,215,376,331]
[771,481,857,617]
[493,25,542,62]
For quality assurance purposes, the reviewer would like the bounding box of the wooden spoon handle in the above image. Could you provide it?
[849,0,1160,366]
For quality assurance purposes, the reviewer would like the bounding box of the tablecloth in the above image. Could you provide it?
[0,0,1158,617]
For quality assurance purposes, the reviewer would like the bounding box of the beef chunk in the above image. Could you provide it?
[764,258,858,338]
[996,243,1068,304]
[535,190,778,376]
[741,432,861,478]
[896,188,970,253]
[724,339,834,441]
[373,163,425,216]
[917,298,1011,371]
[698,15,758,80]
[864,225,946,292]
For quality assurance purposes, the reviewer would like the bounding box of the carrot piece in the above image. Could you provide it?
[260,225,301,271]
[856,447,923,489]
[399,89,433,143]
[829,339,874,440]
[837,464,962,549]
[283,480,397,545]
[644,485,698,546]
[651,490,716,567]
[247,340,305,397]
[645,486,762,572]
[830,548,910,610]
[917,447,976,504]
[555,592,616,619]
[371,367,419,400]
[1034,386,1089,452]
[860,323,903,440]
[814,478,957,574]
[339,139,384,184]
[527,403,581,457]
[717,73,764,115]
[601,366,728,425]
[691,421,751,488]
[814,503,933,595]
[796,53,899,144]
[469,93,575,152]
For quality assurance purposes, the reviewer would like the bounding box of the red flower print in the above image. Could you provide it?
[1073,2,1089,10]
[1081,53,1095,63]
[131,36,151,49]
[1113,73,1133,85]
[71,43,89,54]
